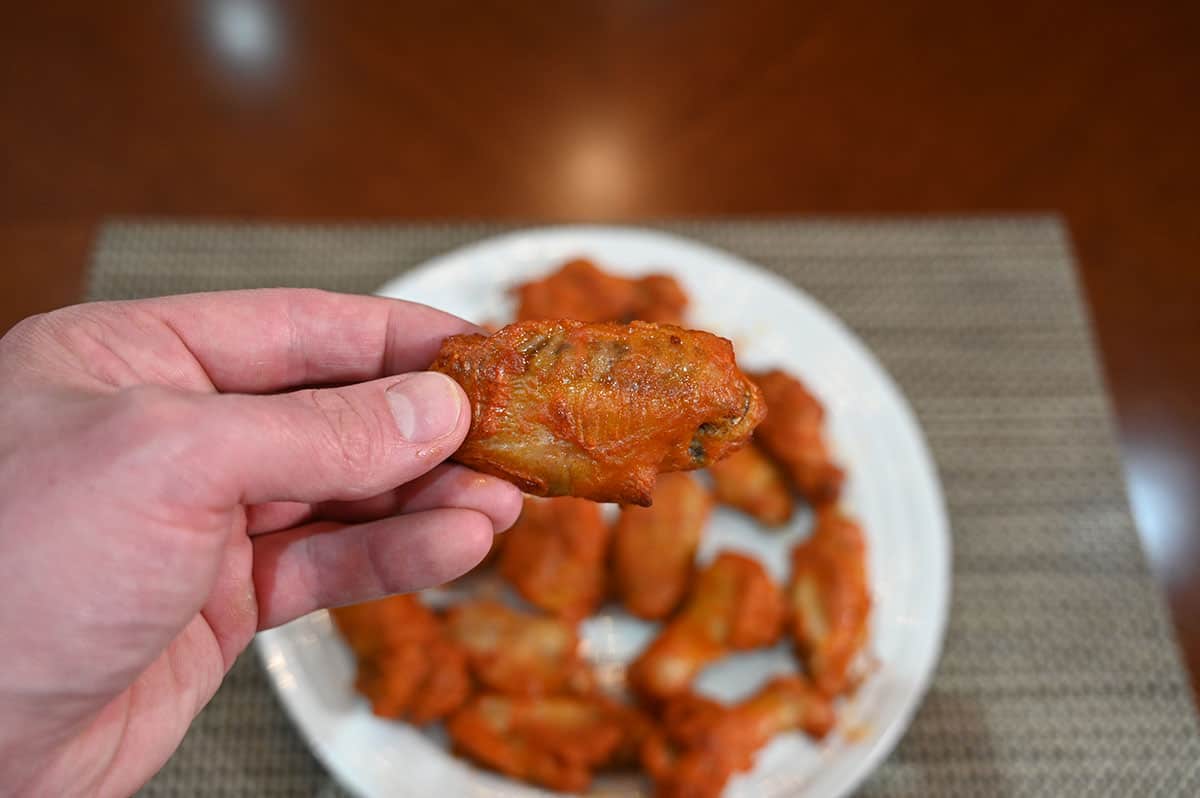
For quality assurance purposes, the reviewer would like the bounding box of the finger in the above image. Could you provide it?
[138,288,485,393]
[246,502,314,535]
[198,528,257,668]
[252,509,494,629]
[245,467,523,537]
[201,371,469,505]
[316,463,523,532]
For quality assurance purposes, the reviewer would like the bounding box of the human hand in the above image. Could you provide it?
[0,289,523,797]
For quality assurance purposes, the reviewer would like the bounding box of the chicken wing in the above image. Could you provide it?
[354,638,472,724]
[707,442,795,526]
[641,676,835,798]
[628,552,785,702]
[751,369,844,506]
[516,258,688,325]
[330,595,471,723]
[443,600,594,696]
[612,472,711,619]
[329,593,438,658]
[436,319,763,501]
[430,319,765,505]
[500,497,610,620]
[447,693,629,793]
[788,508,872,697]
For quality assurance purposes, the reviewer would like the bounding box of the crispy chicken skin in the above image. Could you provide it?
[447,693,628,793]
[612,472,711,619]
[788,508,872,697]
[329,596,470,724]
[515,258,688,325]
[628,552,785,702]
[707,443,795,526]
[500,497,611,620]
[751,369,845,507]
[443,600,594,696]
[430,319,765,505]
[641,676,835,798]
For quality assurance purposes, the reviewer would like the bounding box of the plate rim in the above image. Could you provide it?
[257,224,952,798]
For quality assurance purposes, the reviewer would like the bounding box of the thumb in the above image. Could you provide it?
[201,371,470,505]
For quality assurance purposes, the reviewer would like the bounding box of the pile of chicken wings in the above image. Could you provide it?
[331,259,872,798]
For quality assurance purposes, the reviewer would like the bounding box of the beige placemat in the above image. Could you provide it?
[96,219,1200,797]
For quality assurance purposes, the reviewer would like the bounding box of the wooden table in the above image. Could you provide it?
[3,2,1198,699]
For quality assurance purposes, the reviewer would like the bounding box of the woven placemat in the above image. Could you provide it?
[94,219,1200,797]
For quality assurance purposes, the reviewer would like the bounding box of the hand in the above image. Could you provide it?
[0,289,523,797]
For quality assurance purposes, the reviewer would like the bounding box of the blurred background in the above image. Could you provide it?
[2,1,1197,700]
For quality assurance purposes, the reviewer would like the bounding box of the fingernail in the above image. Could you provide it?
[386,372,464,443]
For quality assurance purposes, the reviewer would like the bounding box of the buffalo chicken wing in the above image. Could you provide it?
[447,693,629,793]
[330,595,471,724]
[430,320,765,505]
[752,369,844,507]
[707,442,795,526]
[641,676,835,798]
[500,497,611,620]
[515,258,688,325]
[788,508,872,697]
[628,552,784,702]
[443,600,594,696]
[612,472,711,619]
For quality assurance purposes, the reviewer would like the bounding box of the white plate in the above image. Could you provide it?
[256,226,950,798]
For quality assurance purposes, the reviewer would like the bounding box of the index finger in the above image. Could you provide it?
[137,288,483,393]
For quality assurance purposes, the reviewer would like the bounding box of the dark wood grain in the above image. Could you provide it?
[2,1,1198,699]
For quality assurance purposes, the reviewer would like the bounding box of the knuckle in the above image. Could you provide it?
[276,288,339,327]
[301,389,391,493]
[358,528,393,596]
